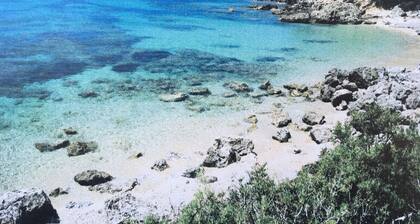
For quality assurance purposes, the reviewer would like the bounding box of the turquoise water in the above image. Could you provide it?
[0,0,417,191]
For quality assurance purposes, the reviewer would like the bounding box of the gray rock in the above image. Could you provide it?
[104,193,155,224]
[283,83,308,92]
[335,100,348,111]
[49,187,69,197]
[310,127,332,144]
[67,141,98,156]
[65,201,93,209]
[271,110,292,127]
[188,87,211,96]
[406,91,420,109]
[151,159,169,171]
[182,167,202,178]
[88,179,139,194]
[223,81,253,93]
[74,170,113,186]
[35,140,70,152]
[272,128,291,143]
[259,80,272,90]
[222,92,237,98]
[159,93,188,102]
[63,128,78,135]
[202,137,255,168]
[0,188,59,224]
[302,111,325,126]
[331,89,353,107]
[78,91,99,98]
[201,176,218,184]
[320,85,335,102]
[376,94,404,111]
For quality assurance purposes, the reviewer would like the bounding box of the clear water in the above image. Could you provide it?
[0,0,417,191]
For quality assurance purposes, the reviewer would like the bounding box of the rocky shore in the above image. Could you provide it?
[249,0,420,35]
[1,64,419,223]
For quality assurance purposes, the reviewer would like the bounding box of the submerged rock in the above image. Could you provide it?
[202,137,255,168]
[0,188,59,224]
[159,93,188,102]
[78,91,99,98]
[302,111,325,126]
[151,159,169,171]
[63,128,78,135]
[188,87,211,96]
[74,170,113,186]
[259,80,272,90]
[272,128,291,143]
[67,141,98,156]
[35,140,70,152]
[223,81,253,93]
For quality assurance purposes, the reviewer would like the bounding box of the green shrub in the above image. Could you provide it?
[173,105,420,223]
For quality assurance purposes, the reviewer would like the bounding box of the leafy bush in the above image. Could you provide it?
[174,105,420,223]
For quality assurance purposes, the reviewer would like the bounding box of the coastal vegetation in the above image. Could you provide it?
[171,104,420,223]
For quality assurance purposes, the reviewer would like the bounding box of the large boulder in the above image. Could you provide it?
[272,110,292,127]
[202,137,255,168]
[74,170,113,186]
[406,91,420,109]
[67,141,98,156]
[310,127,332,144]
[272,128,291,143]
[302,111,325,126]
[0,188,59,224]
[331,89,353,107]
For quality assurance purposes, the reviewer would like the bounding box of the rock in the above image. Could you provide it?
[244,115,258,124]
[250,91,269,98]
[0,188,59,224]
[63,128,78,135]
[342,81,358,92]
[74,170,113,186]
[186,104,207,113]
[272,110,292,127]
[88,179,139,194]
[331,89,353,107]
[202,137,255,168]
[78,91,99,98]
[201,176,218,184]
[406,91,420,109]
[104,193,157,223]
[188,87,211,96]
[35,140,70,152]
[266,87,284,96]
[335,101,348,111]
[182,167,202,178]
[293,148,302,154]
[159,93,188,102]
[223,92,237,98]
[65,201,93,209]
[296,122,312,131]
[249,4,278,11]
[151,159,169,171]
[128,152,144,159]
[348,67,380,89]
[320,85,335,102]
[259,80,272,90]
[272,128,291,143]
[284,83,308,92]
[376,94,404,111]
[302,111,325,125]
[49,187,69,197]
[310,127,332,144]
[224,81,253,93]
[67,141,98,156]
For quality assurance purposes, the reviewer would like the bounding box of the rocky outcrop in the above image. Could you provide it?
[74,170,113,186]
[202,137,255,168]
[67,141,98,156]
[0,188,59,224]
[276,0,363,24]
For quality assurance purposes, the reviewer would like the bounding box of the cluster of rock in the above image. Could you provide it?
[319,66,420,116]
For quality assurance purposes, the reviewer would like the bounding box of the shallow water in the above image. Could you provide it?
[0,0,418,191]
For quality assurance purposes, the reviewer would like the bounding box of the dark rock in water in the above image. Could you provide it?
[35,140,70,152]
[151,159,169,171]
[222,92,237,98]
[248,4,278,11]
[159,93,188,102]
[302,111,325,126]
[188,87,211,96]
[272,128,291,143]
[201,176,218,184]
[255,56,286,62]
[0,188,60,224]
[202,137,255,168]
[283,83,308,92]
[331,89,353,107]
[112,63,139,73]
[63,128,78,135]
[67,141,98,156]
[49,187,69,197]
[224,81,253,93]
[303,39,337,44]
[186,104,208,113]
[310,127,332,144]
[78,91,99,98]
[131,50,172,63]
[74,170,113,186]
[259,80,272,90]
[182,167,202,178]
[272,110,292,127]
